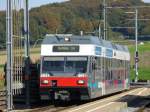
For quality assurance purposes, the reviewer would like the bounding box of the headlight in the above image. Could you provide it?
[41,80,49,84]
[77,80,85,85]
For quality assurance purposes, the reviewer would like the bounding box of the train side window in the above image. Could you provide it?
[94,57,101,71]
[91,57,96,70]
[118,75,120,80]
[98,57,101,69]
[116,59,119,68]
[92,63,96,70]
[110,71,113,80]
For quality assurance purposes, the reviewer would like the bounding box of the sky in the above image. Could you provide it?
[144,0,150,3]
[29,0,150,8]
[0,0,69,10]
[0,0,150,10]
[28,0,69,9]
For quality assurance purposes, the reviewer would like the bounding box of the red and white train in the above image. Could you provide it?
[39,34,130,101]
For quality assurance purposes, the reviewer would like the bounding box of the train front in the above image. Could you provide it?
[39,35,91,101]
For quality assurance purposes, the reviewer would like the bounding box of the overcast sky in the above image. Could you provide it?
[0,0,150,10]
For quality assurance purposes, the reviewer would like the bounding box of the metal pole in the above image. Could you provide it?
[24,0,30,107]
[24,0,30,57]
[135,8,138,83]
[135,9,138,56]
[6,0,13,111]
[103,0,106,40]
[103,0,106,95]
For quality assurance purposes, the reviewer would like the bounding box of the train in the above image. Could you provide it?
[39,34,130,101]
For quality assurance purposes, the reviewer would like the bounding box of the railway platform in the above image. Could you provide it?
[60,87,150,112]
[10,86,150,112]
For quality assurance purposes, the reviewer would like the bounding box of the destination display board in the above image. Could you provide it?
[53,46,79,52]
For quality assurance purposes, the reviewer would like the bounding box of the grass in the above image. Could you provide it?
[0,65,4,89]
[0,64,4,68]
[0,47,40,65]
[130,68,150,80]
[0,80,4,90]
[128,42,150,80]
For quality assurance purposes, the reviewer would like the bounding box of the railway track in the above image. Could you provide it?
[13,99,83,112]
[0,90,6,111]
[20,87,140,112]
[10,86,143,112]
[28,103,77,112]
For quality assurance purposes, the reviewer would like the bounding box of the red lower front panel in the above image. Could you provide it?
[40,77,88,88]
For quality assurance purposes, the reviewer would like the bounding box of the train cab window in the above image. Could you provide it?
[66,57,87,73]
[41,56,88,76]
[42,57,65,72]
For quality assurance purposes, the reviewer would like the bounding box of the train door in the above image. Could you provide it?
[88,57,96,98]
[102,56,106,95]
[95,57,103,97]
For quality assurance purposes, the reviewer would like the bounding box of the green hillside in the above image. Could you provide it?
[0,0,150,48]
[0,0,150,89]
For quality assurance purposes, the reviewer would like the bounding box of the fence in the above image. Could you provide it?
[0,50,6,91]
[0,53,5,71]
[0,0,6,92]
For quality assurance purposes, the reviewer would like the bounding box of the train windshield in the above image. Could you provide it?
[41,57,87,76]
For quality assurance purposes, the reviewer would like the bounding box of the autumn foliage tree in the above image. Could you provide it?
[0,0,150,47]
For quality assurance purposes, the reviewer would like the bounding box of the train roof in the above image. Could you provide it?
[42,35,101,45]
[42,35,129,52]
[102,40,113,49]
